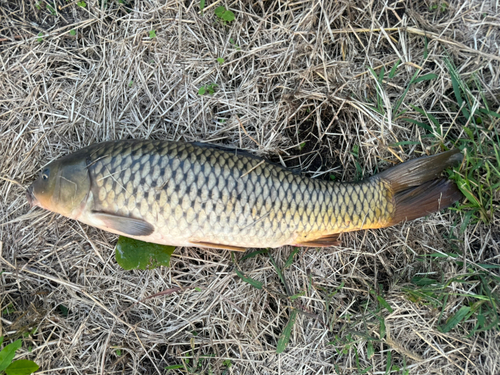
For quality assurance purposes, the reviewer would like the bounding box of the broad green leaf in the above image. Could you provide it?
[115,236,175,270]
[440,306,471,332]
[5,360,39,375]
[149,30,156,38]
[217,57,224,65]
[77,1,86,7]
[0,337,3,346]
[222,10,235,22]
[214,6,226,18]
[199,0,205,15]
[276,310,297,353]
[198,86,206,95]
[70,29,76,36]
[234,269,262,289]
[0,340,22,371]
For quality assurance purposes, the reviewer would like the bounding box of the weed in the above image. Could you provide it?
[149,30,156,39]
[46,2,56,15]
[69,29,76,36]
[198,83,218,95]
[199,0,205,16]
[214,6,235,23]
[36,33,43,43]
[216,57,224,65]
[404,258,500,335]
[77,1,86,7]
[0,338,39,375]
[229,38,241,50]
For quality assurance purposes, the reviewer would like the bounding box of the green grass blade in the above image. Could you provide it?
[240,249,268,261]
[276,310,298,353]
[412,73,437,83]
[283,248,300,269]
[234,269,263,289]
[439,306,471,332]
[388,59,400,79]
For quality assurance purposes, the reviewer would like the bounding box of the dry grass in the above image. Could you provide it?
[1,0,499,374]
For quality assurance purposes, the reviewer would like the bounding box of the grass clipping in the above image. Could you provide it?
[1,1,499,374]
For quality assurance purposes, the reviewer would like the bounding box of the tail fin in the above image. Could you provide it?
[376,150,463,225]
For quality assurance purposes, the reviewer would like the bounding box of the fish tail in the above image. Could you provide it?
[377,150,464,226]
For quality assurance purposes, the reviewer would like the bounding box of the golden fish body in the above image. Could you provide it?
[28,140,462,250]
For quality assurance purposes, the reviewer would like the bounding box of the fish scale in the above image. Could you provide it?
[82,140,393,248]
[28,139,463,250]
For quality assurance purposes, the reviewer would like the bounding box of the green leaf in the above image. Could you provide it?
[199,0,205,15]
[217,57,224,65]
[70,29,76,36]
[388,59,401,79]
[240,249,268,261]
[149,30,156,38]
[367,341,374,359]
[77,1,86,7]
[222,10,235,22]
[439,306,471,333]
[377,295,394,313]
[0,337,4,346]
[214,6,226,18]
[385,351,392,374]
[5,360,39,375]
[0,340,22,372]
[46,3,56,15]
[37,32,43,43]
[283,248,300,269]
[214,6,235,22]
[276,310,297,353]
[379,317,386,339]
[234,269,263,289]
[115,236,175,270]
[198,86,206,95]
[412,73,438,83]
[289,290,305,300]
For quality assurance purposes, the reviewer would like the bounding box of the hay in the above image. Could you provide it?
[1,0,499,374]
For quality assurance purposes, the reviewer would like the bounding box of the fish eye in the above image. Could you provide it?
[42,168,50,180]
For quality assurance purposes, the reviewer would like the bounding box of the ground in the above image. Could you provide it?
[0,1,499,374]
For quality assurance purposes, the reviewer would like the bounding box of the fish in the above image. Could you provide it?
[27,140,463,251]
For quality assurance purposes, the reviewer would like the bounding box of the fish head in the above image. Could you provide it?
[27,152,91,218]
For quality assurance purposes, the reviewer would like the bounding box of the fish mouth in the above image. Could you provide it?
[26,185,37,208]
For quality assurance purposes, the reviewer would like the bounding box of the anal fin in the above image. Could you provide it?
[293,233,341,247]
[189,241,247,252]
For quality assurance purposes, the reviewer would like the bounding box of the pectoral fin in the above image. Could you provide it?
[92,212,154,236]
[189,241,247,252]
[293,233,341,247]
